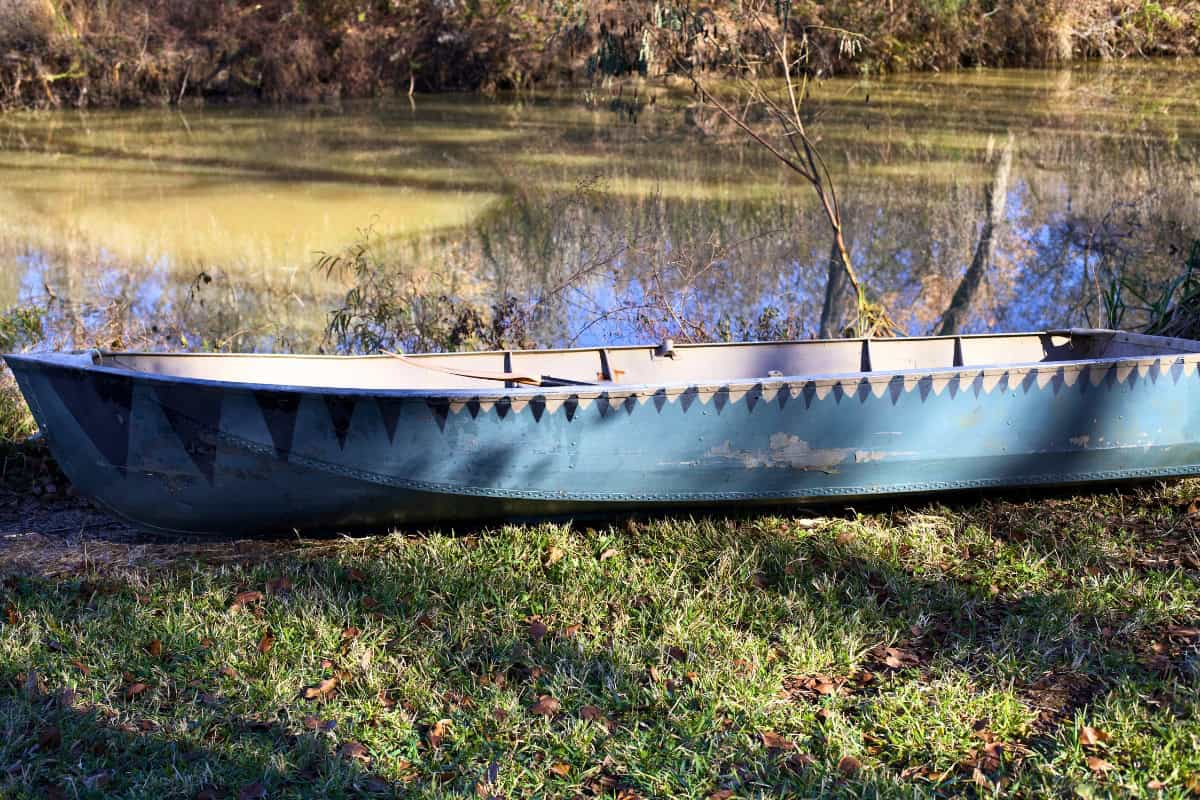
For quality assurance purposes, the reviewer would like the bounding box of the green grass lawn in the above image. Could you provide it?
[2,482,1199,799]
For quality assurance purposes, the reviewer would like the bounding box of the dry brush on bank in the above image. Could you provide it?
[1,0,1199,109]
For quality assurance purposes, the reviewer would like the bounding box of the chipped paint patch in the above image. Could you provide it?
[853,449,916,463]
[706,433,853,472]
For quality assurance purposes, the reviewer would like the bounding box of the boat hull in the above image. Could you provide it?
[6,349,1200,535]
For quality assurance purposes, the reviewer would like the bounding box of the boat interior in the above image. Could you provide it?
[92,329,1200,391]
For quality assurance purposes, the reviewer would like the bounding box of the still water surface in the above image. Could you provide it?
[1,60,1198,350]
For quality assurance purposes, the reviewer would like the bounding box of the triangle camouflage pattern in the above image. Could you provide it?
[154,382,222,484]
[48,368,133,473]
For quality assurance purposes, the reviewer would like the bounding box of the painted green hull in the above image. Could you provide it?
[6,331,1200,535]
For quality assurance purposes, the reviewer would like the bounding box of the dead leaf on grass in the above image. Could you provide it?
[838,755,862,776]
[527,618,548,644]
[548,762,571,778]
[126,682,148,698]
[258,632,275,654]
[881,647,920,669]
[707,791,734,800]
[599,548,618,561]
[580,705,603,722]
[545,545,565,566]
[303,677,338,700]
[529,695,560,716]
[340,741,370,763]
[1087,755,1115,774]
[760,730,794,750]
[303,715,336,731]
[228,591,262,612]
[145,639,162,658]
[979,742,1005,772]
[428,718,451,748]
[785,753,816,774]
[1080,726,1109,747]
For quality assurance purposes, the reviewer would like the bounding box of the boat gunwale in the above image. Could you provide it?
[6,336,1200,402]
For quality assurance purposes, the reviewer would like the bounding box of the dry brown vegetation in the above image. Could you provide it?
[1,0,1198,109]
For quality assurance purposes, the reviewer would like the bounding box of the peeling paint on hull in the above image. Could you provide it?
[7,334,1200,535]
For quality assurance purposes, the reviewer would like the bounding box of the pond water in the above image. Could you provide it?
[2,60,1198,350]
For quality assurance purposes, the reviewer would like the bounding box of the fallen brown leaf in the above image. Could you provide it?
[529,695,561,716]
[760,730,794,750]
[126,682,148,698]
[838,755,862,776]
[342,627,360,640]
[881,647,920,669]
[347,568,366,583]
[229,591,263,612]
[340,741,370,762]
[732,658,756,675]
[258,632,275,654]
[785,753,816,774]
[1147,779,1166,790]
[599,548,618,561]
[979,741,1005,772]
[580,704,603,722]
[1087,755,1115,774]
[527,619,548,644]
[303,677,338,700]
[707,791,734,800]
[545,545,565,566]
[667,645,687,662]
[71,660,90,676]
[561,623,581,638]
[146,639,162,658]
[428,718,451,749]
[548,762,571,778]
[1080,726,1109,747]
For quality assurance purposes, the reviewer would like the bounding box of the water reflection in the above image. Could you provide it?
[1,59,1197,350]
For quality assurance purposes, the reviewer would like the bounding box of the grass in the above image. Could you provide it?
[1,482,1198,799]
